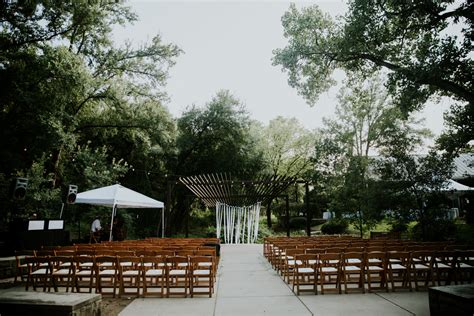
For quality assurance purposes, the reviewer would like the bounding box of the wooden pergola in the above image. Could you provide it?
[178,173,312,236]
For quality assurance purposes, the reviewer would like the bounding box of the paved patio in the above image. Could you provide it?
[120,244,430,316]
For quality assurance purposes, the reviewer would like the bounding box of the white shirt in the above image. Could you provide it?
[91,219,101,232]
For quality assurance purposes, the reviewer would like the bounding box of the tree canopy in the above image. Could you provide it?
[0,1,180,235]
[273,0,473,152]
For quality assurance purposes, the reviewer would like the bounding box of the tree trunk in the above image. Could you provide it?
[266,200,272,228]
[51,146,63,188]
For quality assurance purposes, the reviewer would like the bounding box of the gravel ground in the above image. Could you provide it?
[101,297,133,315]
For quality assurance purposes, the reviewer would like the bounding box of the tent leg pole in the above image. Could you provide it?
[306,182,311,237]
[286,195,290,237]
[185,206,189,238]
[109,205,115,242]
[162,207,165,238]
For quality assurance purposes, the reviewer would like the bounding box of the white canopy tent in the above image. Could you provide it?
[444,179,474,192]
[441,180,473,220]
[75,184,165,241]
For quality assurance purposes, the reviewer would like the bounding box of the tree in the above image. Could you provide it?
[0,1,180,176]
[0,1,180,185]
[437,102,474,154]
[261,116,315,178]
[166,90,265,234]
[312,75,430,236]
[377,134,454,241]
[324,75,430,157]
[273,1,473,152]
[0,1,181,237]
[256,116,315,227]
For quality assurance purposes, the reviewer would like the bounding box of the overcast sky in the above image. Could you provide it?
[113,0,451,142]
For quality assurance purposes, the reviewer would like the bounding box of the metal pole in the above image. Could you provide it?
[185,198,189,238]
[165,180,173,237]
[161,207,164,238]
[109,205,115,241]
[306,182,311,236]
[59,203,65,219]
[286,195,290,237]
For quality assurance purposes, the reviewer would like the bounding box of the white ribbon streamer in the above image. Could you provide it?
[215,202,261,244]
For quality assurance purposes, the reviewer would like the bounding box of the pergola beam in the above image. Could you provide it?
[179,173,314,237]
[179,173,298,207]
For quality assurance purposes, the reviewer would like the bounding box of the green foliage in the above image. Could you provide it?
[321,219,348,235]
[289,216,307,229]
[377,129,455,240]
[411,219,456,242]
[454,223,474,244]
[273,1,473,153]
[65,143,129,189]
[390,222,408,233]
[12,155,62,220]
[259,116,316,178]
[437,103,474,155]
[176,90,264,177]
[166,91,265,234]
[310,75,428,237]
[0,0,183,238]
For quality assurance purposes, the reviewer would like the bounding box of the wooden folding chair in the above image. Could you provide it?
[282,249,305,284]
[275,244,297,274]
[95,249,116,257]
[292,254,318,295]
[410,251,434,291]
[54,250,75,257]
[142,256,167,297]
[36,249,55,257]
[25,256,51,292]
[318,253,341,294]
[386,251,412,292]
[431,250,455,286]
[95,255,119,297]
[50,256,74,292]
[341,252,365,294]
[76,249,95,257]
[194,249,217,282]
[365,251,388,292]
[117,256,142,297]
[72,255,95,293]
[190,256,214,297]
[136,250,156,258]
[14,250,35,283]
[454,250,474,284]
[166,256,190,297]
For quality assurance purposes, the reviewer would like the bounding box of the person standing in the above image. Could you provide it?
[90,215,102,243]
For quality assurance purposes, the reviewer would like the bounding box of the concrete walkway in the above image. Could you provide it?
[120,244,430,316]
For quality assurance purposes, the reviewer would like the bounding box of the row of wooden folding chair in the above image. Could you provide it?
[263,236,458,255]
[23,254,216,298]
[266,241,464,274]
[286,250,474,295]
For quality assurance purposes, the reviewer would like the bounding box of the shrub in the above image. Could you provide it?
[454,223,474,243]
[321,219,348,235]
[390,222,408,233]
[289,216,307,229]
[410,219,456,241]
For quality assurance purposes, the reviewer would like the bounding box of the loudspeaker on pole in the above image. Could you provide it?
[66,185,78,204]
[11,177,28,200]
